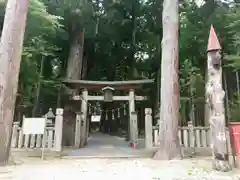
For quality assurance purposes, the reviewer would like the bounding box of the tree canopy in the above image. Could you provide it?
[0,0,239,120]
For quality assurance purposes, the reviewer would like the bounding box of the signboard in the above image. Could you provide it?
[22,118,46,135]
[91,115,101,122]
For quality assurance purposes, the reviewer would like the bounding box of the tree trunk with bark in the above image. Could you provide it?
[66,27,85,80]
[32,57,44,116]
[81,55,88,80]
[204,66,210,126]
[153,0,181,160]
[206,26,231,171]
[0,0,29,165]
[128,0,137,79]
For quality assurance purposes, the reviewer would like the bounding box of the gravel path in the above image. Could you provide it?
[0,157,240,180]
[4,133,240,179]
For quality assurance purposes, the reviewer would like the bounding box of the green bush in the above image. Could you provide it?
[229,93,240,121]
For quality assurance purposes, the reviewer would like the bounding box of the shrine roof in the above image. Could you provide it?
[63,79,154,90]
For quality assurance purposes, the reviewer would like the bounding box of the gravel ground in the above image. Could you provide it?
[0,157,240,180]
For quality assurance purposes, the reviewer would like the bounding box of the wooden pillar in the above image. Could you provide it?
[128,89,135,142]
[153,126,159,146]
[86,115,90,140]
[123,104,127,130]
[11,122,20,148]
[206,25,230,171]
[223,71,230,122]
[54,108,63,152]
[80,89,88,147]
[130,112,138,148]
[145,108,153,149]
[188,120,195,155]
[74,112,81,147]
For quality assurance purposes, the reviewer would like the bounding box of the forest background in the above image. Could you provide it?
[0,0,239,126]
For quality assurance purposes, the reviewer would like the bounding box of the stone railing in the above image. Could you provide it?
[153,125,231,150]
[11,108,63,151]
[11,122,55,150]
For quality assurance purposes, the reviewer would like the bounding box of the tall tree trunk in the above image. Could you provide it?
[129,0,137,79]
[81,55,88,80]
[56,86,61,108]
[223,70,229,121]
[155,35,161,115]
[0,0,28,165]
[32,57,44,116]
[155,68,161,111]
[236,71,240,94]
[66,27,84,80]
[153,0,181,160]
[189,76,196,125]
[204,66,210,126]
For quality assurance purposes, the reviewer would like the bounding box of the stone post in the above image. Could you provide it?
[128,89,135,142]
[74,112,81,147]
[11,122,20,148]
[130,112,138,148]
[80,89,88,147]
[54,108,63,152]
[80,113,86,147]
[188,120,195,155]
[86,115,90,139]
[145,108,153,149]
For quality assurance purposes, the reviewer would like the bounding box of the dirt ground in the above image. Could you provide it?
[5,133,240,180]
[0,156,240,180]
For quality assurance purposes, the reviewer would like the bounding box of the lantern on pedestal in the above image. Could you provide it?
[44,108,55,126]
[102,86,115,102]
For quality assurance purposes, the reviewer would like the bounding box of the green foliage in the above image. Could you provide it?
[224,3,240,69]
[17,0,63,108]
[229,93,240,121]
[0,0,237,117]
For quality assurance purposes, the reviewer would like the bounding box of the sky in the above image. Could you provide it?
[195,0,235,7]
[195,0,205,7]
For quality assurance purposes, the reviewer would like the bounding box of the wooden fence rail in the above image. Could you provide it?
[11,122,231,151]
[11,122,55,150]
[153,126,231,150]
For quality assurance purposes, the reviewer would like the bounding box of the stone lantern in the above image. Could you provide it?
[44,108,55,126]
[102,86,115,102]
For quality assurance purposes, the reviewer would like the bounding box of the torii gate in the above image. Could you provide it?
[63,79,154,148]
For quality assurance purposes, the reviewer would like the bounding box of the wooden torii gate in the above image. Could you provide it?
[63,79,154,148]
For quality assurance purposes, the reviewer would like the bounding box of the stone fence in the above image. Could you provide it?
[152,125,231,151]
[11,122,55,150]
[10,108,232,153]
[11,108,63,151]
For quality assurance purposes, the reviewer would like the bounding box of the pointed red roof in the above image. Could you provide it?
[207,25,221,51]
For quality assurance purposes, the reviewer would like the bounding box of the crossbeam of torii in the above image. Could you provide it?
[73,95,147,101]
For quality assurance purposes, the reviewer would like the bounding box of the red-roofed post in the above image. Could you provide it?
[206,25,231,171]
